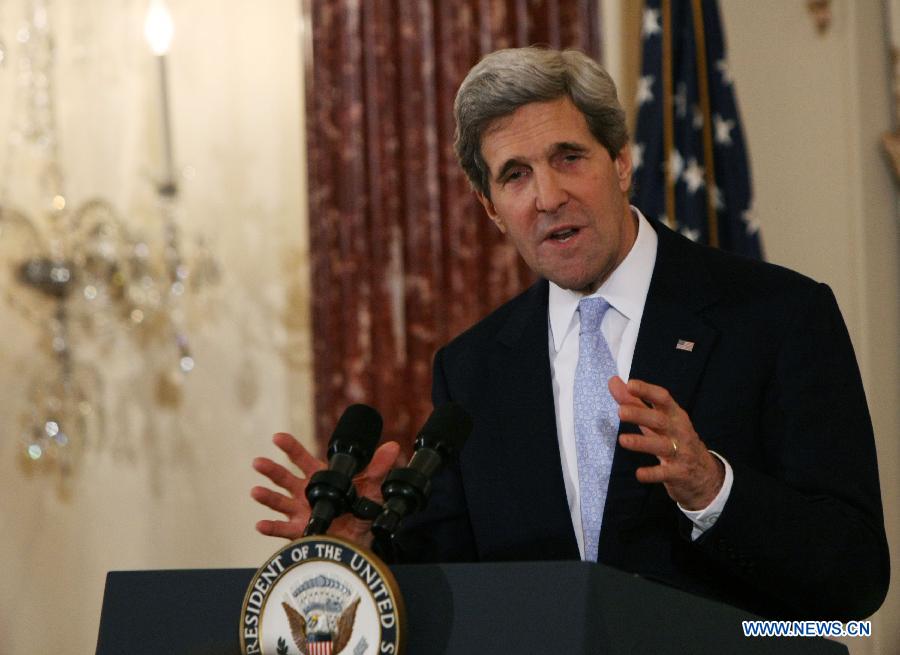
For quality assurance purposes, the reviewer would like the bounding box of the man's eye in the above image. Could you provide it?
[563,153,582,162]
[505,169,527,183]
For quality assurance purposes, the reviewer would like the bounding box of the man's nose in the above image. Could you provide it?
[534,169,568,213]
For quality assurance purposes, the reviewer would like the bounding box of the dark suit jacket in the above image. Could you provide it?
[393,220,889,620]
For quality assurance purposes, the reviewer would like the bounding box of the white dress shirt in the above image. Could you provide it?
[547,208,733,558]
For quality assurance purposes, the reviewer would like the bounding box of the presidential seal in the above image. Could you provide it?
[240,536,404,655]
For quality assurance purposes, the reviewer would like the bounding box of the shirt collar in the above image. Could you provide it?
[548,207,658,352]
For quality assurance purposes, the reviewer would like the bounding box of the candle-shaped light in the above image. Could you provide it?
[144,0,173,54]
[144,0,177,195]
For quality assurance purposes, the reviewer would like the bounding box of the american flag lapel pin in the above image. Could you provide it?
[676,339,695,352]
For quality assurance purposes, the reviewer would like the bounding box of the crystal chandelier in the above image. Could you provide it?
[0,0,218,479]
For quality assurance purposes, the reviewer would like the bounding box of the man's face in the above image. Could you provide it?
[476,96,636,294]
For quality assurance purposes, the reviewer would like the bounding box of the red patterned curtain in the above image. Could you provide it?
[307,0,602,450]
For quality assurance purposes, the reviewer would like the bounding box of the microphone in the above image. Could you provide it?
[303,403,383,536]
[372,402,473,540]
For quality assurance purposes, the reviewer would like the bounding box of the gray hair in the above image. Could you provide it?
[453,47,628,198]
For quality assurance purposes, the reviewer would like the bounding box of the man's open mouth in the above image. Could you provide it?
[548,227,579,242]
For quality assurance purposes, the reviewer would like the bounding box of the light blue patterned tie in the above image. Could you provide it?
[574,297,620,561]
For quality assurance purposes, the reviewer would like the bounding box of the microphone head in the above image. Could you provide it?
[415,402,473,455]
[328,403,383,464]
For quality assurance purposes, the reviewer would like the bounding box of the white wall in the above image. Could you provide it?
[0,1,313,653]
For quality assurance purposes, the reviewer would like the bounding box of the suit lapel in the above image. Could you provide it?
[483,280,580,559]
[629,222,720,408]
[600,222,721,559]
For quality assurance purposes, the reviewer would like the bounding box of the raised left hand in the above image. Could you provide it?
[609,376,724,510]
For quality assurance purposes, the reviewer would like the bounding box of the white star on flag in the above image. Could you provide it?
[636,75,655,106]
[642,8,661,38]
[716,59,733,85]
[683,158,705,193]
[692,105,704,129]
[742,207,761,235]
[714,114,734,145]
[674,82,688,118]
[667,149,684,183]
[631,143,645,170]
[713,185,725,210]
[680,226,701,242]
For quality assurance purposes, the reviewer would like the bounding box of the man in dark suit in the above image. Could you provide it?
[252,47,889,620]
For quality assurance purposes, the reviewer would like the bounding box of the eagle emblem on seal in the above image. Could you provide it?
[281,597,360,655]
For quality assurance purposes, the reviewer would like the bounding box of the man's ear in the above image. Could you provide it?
[614,145,633,193]
[476,191,506,234]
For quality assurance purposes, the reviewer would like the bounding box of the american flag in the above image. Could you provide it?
[631,0,763,259]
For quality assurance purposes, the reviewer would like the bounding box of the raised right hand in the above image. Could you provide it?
[251,432,402,547]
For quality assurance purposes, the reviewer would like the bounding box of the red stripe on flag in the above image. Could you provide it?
[309,642,332,655]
